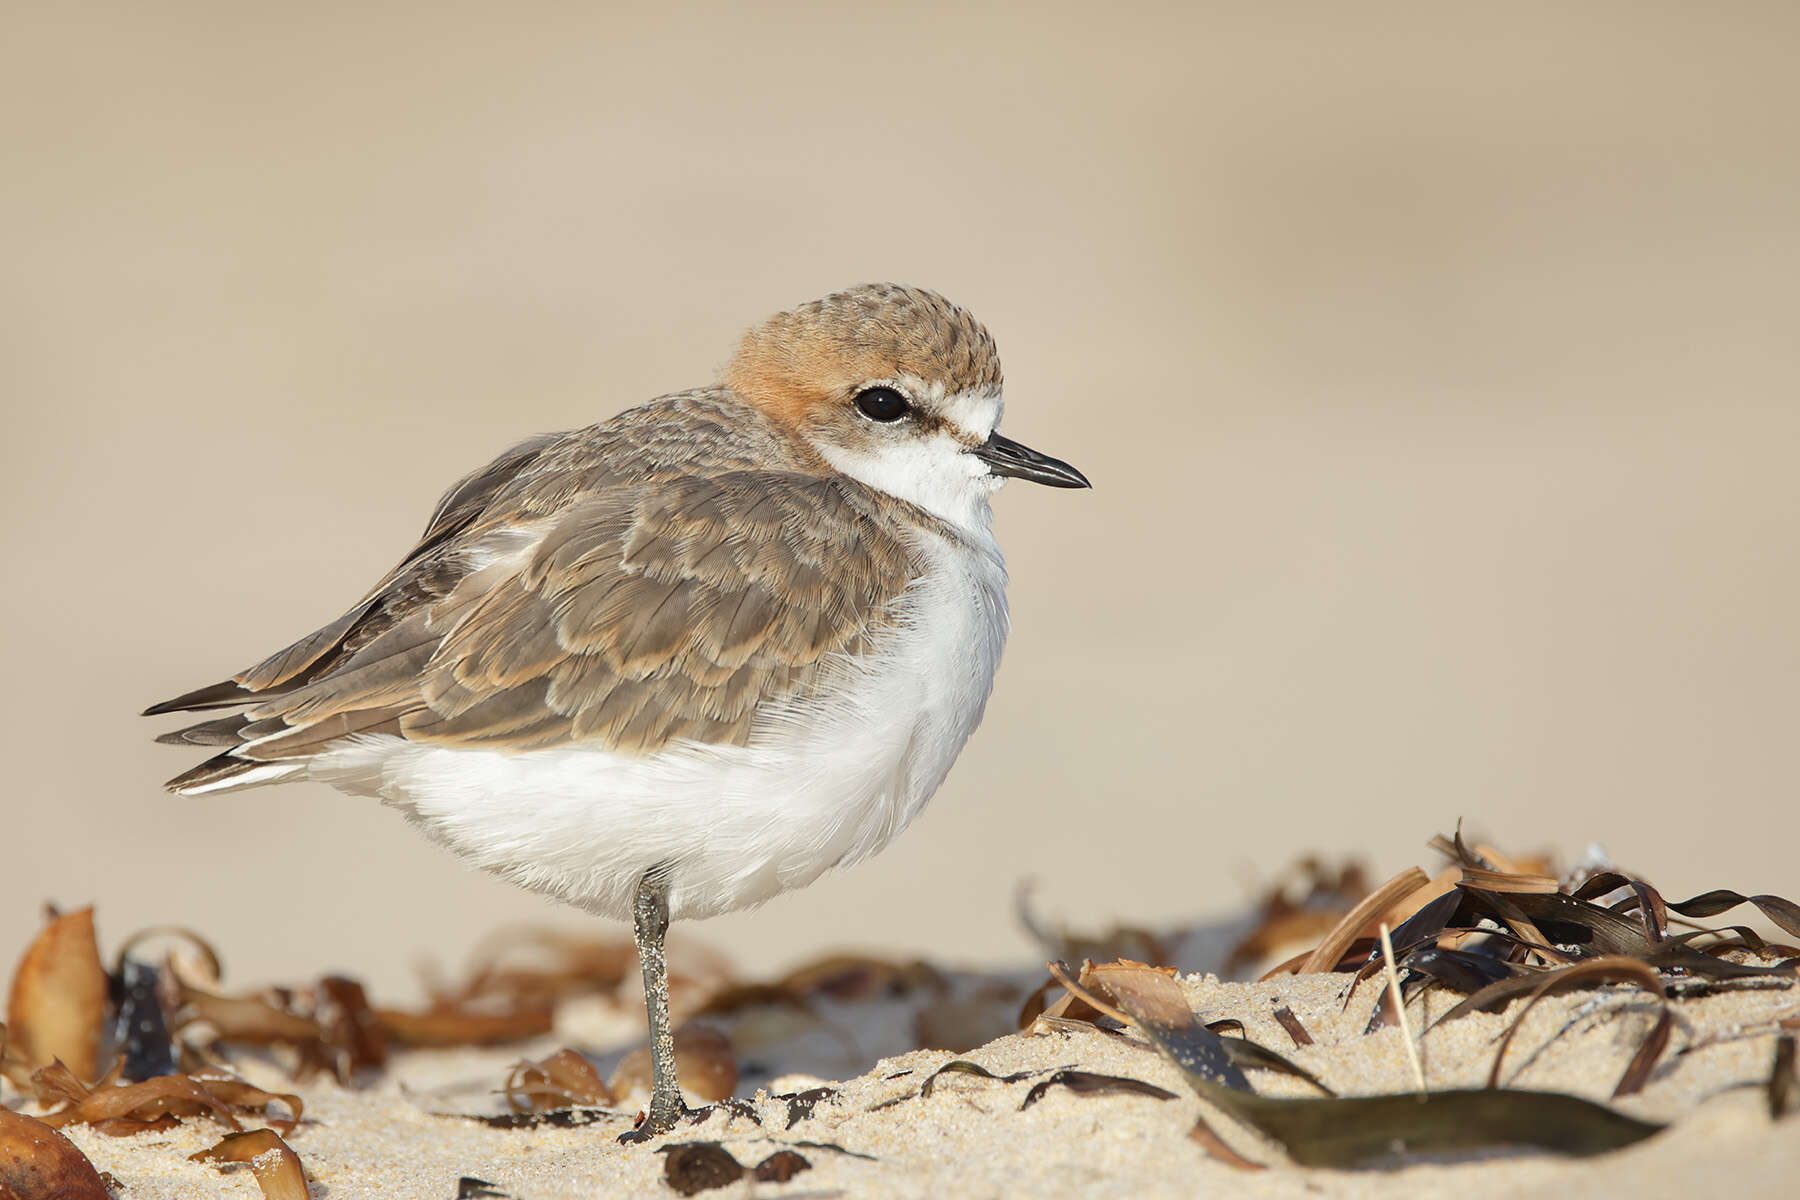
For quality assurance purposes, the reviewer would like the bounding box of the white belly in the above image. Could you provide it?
[309,528,1010,921]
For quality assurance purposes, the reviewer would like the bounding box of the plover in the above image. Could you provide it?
[146,283,1089,1138]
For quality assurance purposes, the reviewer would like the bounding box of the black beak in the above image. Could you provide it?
[974,431,1091,489]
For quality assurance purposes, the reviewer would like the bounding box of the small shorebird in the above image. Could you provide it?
[146,283,1089,1138]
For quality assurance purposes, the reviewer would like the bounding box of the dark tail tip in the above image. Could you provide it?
[143,679,255,717]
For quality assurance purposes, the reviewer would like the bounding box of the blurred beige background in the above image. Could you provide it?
[4,2,1796,997]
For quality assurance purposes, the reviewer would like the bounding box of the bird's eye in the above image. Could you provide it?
[853,386,910,422]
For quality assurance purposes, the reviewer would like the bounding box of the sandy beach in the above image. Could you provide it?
[16,962,1797,1199]
[6,855,1797,1199]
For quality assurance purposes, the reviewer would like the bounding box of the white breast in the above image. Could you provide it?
[308,523,1010,922]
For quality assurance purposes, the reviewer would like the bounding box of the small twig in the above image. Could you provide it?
[1380,923,1427,1093]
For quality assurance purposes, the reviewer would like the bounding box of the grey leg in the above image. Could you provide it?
[619,868,685,1142]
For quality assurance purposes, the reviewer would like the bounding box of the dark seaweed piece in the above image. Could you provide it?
[468,1107,613,1130]
[659,1142,743,1195]
[1394,947,1530,996]
[1271,1005,1313,1047]
[1572,876,1800,940]
[751,1150,811,1182]
[1482,890,1790,979]
[109,957,178,1082]
[1381,888,1464,959]
[1217,1088,1662,1167]
[697,1098,761,1126]
[456,1178,509,1199]
[1772,1034,1796,1120]
[919,1060,1040,1099]
[1018,1069,1177,1109]
[774,1086,837,1129]
[1612,1009,1674,1099]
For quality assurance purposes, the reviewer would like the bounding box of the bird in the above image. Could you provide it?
[144,283,1090,1139]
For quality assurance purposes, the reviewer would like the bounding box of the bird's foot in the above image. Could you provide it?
[617,1093,691,1144]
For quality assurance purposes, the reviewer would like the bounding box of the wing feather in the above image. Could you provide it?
[147,389,927,790]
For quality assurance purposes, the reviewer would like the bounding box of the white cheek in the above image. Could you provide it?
[811,431,997,533]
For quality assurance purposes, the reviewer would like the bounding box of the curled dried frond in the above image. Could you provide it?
[501,1048,613,1112]
[30,1060,301,1136]
[191,1128,310,1200]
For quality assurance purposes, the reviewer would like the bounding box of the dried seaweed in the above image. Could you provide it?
[1271,1005,1313,1047]
[1612,1009,1674,1099]
[29,1061,301,1136]
[1772,1034,1796,1120]
[1188,1110,1266,1171]
[919,1059,1040,1098]
[657,1141,812,1195]
[190,1128,309,1200]
[1297,868,1431,975]
[501,1048,612,1112]
[1474,957,1667,1089]
[1070,958,1664,1167]
[1019,1069,1177,1109]
[5,909,106,1082]
[469,1107,612,1130]
[109,957,177,1082]
[373,1002,555,1048]
[429,927,638,1008]
[775,1085,837,1129]
[660,1142,743,1196]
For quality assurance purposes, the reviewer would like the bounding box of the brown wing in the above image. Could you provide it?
[148,390,923,791]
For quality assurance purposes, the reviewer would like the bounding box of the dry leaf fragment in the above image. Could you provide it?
[0,1108,111,1200]
[659,1141,743,1195]
[1271,1005,1313,1047]
[502,1049,613,1112]
[752,1149,812,1182]
[190,1128,309,1200]
[5,908,106,1081]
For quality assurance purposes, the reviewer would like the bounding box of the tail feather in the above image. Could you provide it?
[154,713,254,746]
[143,679,258,716]
[162,753,303,796]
